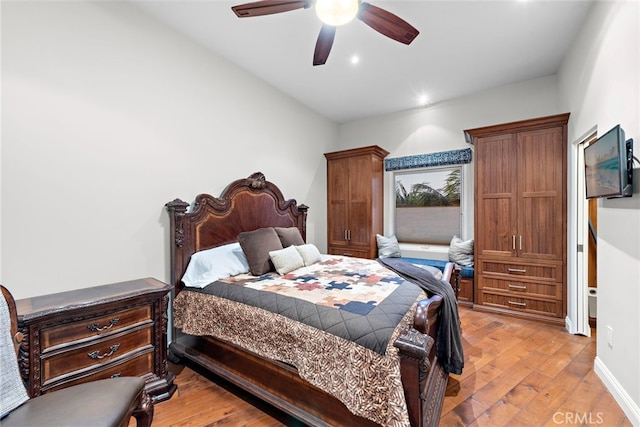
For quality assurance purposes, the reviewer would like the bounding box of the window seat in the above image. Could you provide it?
[401,257,474,278]
[401,257,474,306]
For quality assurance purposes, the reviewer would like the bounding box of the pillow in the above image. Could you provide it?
[295,243,322,266]
[269,245,305,275]
[238,227,284,275]
[181,242,250,288]
[274,227,305,247]
[376,234,401,258]
[449,235,474,266]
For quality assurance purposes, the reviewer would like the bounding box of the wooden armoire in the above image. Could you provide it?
[325,145,389,259]
[465,113,569,324]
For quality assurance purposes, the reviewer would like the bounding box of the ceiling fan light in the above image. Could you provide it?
[315,0,359,26]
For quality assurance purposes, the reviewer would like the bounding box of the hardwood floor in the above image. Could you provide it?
[144,307,632,426]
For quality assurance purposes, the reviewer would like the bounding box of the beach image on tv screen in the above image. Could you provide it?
[585,136,620,197]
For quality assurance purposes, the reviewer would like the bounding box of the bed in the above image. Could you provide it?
[165,172,462,427]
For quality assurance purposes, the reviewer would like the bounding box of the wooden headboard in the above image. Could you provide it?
[166,172,308,294]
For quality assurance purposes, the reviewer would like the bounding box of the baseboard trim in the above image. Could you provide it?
[565,315,573,334]
[594,356,640,425]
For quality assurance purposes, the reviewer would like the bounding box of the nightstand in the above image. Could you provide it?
[15,278,176,402]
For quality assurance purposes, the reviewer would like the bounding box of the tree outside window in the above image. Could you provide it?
[395,166,461,245]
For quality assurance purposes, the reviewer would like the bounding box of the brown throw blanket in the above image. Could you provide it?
[378,257,464,375]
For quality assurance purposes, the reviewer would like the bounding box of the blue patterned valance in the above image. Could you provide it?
[384,148,472,171]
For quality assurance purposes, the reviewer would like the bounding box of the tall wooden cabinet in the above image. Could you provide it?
[466,113,569,323]
[325,145,389,259]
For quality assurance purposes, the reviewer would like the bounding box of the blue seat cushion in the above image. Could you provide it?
[401,257,474,279]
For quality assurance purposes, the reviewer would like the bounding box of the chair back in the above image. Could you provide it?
[0,285,30,418]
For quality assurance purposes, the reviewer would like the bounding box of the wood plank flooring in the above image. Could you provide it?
[143,307,631,426]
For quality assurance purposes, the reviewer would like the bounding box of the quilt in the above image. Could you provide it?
[173,255,429,427]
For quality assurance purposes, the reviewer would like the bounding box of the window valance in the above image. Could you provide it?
[384,148,472,171]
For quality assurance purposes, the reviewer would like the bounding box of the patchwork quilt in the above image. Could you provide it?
[209,255,423,354]
[173,255,430,427]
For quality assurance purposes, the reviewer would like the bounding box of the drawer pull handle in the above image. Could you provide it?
[88,318,119,332]
[111,373,122,378]
[508,268,527,273]
[508,284,527,290]
[88,344,120,359]
[508,301,526,307]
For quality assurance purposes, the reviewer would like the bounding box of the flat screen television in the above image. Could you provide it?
[585,124,633,199]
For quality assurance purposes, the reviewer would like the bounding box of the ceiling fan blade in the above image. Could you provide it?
[313,24,336,66]
[357,2,419,45]
[232,0,310,18]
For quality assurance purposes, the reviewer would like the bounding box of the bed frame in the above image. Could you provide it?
[166,172,456,427]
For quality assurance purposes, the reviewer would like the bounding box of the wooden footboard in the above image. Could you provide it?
[395,264,456,427]
[400,261,456,427]
[395,295,446,427]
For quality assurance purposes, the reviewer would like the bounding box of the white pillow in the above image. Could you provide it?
[269,245,305,275]
[449,235,474,266]
[376,234,401,258]
[295,244,322,266]
[181,242,250,288]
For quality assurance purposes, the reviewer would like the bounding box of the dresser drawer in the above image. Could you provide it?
[43,351,155,393]
[40,306,152,352]
[479,259,560,281]
[42,326,153,386]
[17,278,175,401]
[328,247,370,259]
[479,277,561,298]
[480,291,562,317]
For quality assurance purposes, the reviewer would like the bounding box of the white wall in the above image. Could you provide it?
[337,75,563,255]
[1,1,335,299]
[559,1,640,423]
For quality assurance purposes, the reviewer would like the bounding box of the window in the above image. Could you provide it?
[394,166,462,245]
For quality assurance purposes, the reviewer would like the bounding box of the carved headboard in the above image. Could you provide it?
[166,172,309,294]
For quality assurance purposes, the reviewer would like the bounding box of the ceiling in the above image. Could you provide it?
[131,0,594,123]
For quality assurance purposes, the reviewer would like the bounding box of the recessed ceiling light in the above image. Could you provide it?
[417,94,428,106]
[350,55,360,65]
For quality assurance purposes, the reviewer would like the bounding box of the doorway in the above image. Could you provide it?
[575,130,598,336]
[587,197,597,328]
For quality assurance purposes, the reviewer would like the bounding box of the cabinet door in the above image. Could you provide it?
[327,157,350,247]
[516,127,565,261]
[347,155,373,248]
[475,134,518,258]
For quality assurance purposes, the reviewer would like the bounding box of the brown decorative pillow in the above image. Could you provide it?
[238,227,283,275]
[274,227,305,247]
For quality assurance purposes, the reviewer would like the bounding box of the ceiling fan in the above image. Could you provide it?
[231,0,419,66]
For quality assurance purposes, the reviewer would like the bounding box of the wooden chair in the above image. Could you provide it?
[0,285,154,427]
